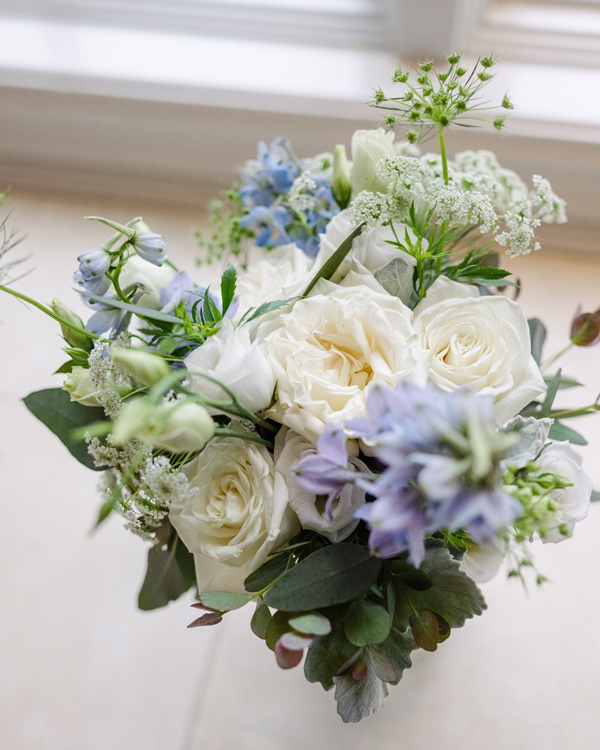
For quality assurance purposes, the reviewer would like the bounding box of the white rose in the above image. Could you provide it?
[414,276,546,424]
[119,254,176,309]
[184,319,276,415]
[236,243,314,315]
[315,210,417,304]
[535,441,591,543]
[351,128,396,195]
[265,282,427,443]
[169,425,299,594]
[274,428,366,542]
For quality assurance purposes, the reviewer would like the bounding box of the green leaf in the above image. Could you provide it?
[220,263,237,315]
[302,223,365,297]
[548,421,588,446]
[393,544,486,631]
[198,591,252,612]
[540,368,562,418]
[343,600,391,647]
[551,375,583,390]
[240,296,299,325]
[591,490,600,503]
[288,612,332,636]
[188,611,223,628]
[409,610,441,652]
[528,317,547,365]
[23,388,106,471]
[333,653,389,723]
[369,626,416,686]
[366,646,399,684]
[304,629,359,690]
[250,602,272,639]
[263,544,382,612]
[54,360,76,374]
[138,540,196,611]
[265,610,295,651]
[244,552,291,593]
[83,293,180,324]
[387,560,433,590]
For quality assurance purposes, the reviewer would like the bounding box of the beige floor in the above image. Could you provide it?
[1,193,599,750]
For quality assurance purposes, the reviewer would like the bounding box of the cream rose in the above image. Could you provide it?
[169,424,298,594]
[236,243,314,315]
[274,428,366,542]
[265,281,426,443]
[414,276,546,424]
[351,128,396,195]
[184,319,276,415]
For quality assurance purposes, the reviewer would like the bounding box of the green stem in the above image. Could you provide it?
[0,284,99,340]
[214,427,273,448]
[438,126,449,186]
[541,343,573,373]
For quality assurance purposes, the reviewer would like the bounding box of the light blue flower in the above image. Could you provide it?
[131,232,167,266]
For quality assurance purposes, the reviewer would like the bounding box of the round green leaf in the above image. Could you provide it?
[288,612,332,636]
[344,600,392,647]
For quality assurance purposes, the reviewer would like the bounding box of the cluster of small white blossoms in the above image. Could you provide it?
[95,453,190,542]
[350,149,566,256]
[87,334,131,418]
[288,172,319,213]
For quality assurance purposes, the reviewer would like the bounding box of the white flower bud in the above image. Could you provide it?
[110,348,170,387]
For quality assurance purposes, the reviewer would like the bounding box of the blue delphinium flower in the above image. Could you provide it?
[239,206,292,247]
[239,138,299,208]
[295,382,522,567]
[131,232,167,266]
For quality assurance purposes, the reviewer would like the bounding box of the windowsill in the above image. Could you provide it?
[0,16,598,253]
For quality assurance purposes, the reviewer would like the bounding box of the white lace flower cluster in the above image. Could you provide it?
[350,147,566,256]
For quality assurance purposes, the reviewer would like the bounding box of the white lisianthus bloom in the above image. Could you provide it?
[351,128,396,195]
[119,254,176,308]
[236,243,314,315]
[184,319,276,415]
[413,276,546,424]
[265,279,427,443]
[314,210,418,304]
[461,537,507,583]
[274,428,366,542]
[169,424,299,594]
[535,441,592,543]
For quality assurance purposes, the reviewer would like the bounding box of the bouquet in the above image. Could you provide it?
[2,55,598,723]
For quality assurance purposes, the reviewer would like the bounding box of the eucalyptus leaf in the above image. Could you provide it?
[23,388,105,471]
[288,612,332,636]
[138,540,196,611]
[244,552,291,593]
[333,653,389,723]
[250,602,272,640]
[304,629,359,690]
[266,610,295,651]
[343,599,391,647]
[528,317,547,365]
[199,591,253,612]
[548,421,588,446]
[393,544,486,631]
[263,544,382,612]
[409,610,440,652]
[591,490,600,503]
[540,369,562,418]
[366,646,399,684]
[370,626,416,686]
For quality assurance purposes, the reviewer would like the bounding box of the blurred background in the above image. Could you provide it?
[0,2,599,748]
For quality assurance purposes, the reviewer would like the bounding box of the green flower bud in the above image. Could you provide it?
[112,398,215,453]
[51,299,93,351]
[331,144,352,209]
[570,307,600,346]
[111,347,171,387]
